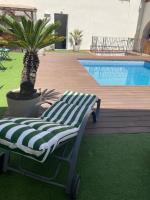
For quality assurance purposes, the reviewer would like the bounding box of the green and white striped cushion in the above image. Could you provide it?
[0,119,78,162]
[42,91,97,127]
[41,101,92,127]
[59,91,97,107]
[42,91,96,119]
[6,117,57,130]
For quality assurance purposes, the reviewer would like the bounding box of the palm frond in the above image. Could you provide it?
[37,89,60,106]
[0,15,64,52]
[40,22,59,40]
[8,40,30,49]
[37,35,64,49]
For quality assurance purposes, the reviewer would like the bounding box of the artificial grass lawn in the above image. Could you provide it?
[0,134,150,200]
[0,52,23,117]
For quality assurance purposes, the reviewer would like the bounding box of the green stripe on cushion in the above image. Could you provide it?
[41,101,65,119]
[48,103,77,123]
[20,120,43,125]
[72,96,97,127]
[20,120,49,126]
[28,125,68,149]
[58,91,70,101]
[30,122,57,130]
[44,95,96,127]
[37,124,58,131]
[73,93,85,105]
[0,120,13,125]
[59,91,96,105]
[0,123,19,139]
[72,105,89,127]
[67,93,81,104]
[33,126,76,150]
[63,91,85,104]
[53,103,76,124]
[65,106,81,126]
[66,92,79,104]
[45,103,78,125]
[49,103,69,122]
[41,101,62,118]
[60,91,74,102]
[21,120,47,126]
[22,130,42,147]
[11,126,33,143]
[79,95,96,108]
[42,91,96,124]
[9,118,40,123]
[0,143,47,163]
[5,118,59,131]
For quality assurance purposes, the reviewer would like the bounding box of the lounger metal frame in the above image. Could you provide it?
[0,98,101,199]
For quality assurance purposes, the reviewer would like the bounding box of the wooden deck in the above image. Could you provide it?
[36,52,150,134]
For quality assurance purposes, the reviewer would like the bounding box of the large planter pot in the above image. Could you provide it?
[73,45,80,52]
[7,89,41,117]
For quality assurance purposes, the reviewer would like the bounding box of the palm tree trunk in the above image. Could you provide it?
[20,51,39,96]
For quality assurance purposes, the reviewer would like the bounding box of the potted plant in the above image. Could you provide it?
[69,29,83,52]
[0,15,63,117]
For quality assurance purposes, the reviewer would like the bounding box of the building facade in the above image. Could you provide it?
[0,0,149,50]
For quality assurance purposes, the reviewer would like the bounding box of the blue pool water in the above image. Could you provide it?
[79,60,150,86]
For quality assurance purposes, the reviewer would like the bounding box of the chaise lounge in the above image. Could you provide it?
[0,91,100,199]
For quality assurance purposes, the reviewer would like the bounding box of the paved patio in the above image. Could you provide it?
[36,52,150,134]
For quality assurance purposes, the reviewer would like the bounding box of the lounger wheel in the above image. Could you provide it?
[70,174,80,200]
[0,152,5,173]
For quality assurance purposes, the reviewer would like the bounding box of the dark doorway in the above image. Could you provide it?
[54,13,68,49]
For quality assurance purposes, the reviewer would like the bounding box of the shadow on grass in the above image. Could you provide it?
[0,65,6,71]
[0,107,7,119]
[0,85,4,90]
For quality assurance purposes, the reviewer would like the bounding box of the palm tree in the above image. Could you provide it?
[0,15,63,97]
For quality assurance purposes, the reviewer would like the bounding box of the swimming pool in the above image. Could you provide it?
[79,60,150,86]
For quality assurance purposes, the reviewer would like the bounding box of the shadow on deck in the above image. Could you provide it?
[86,108,150,134]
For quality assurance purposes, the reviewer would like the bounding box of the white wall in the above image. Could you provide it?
[1,0,141,49]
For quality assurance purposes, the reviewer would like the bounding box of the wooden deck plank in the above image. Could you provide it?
[85,127,150,134]
[36,53,150,134]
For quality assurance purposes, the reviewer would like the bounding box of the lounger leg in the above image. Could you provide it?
[92,111,96,123]
[66,135,83,199]
[3,152,10,172]
[66,150,78,193]
[97,99,101,110]
[0,152,5,173]
[92,99,101,123]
